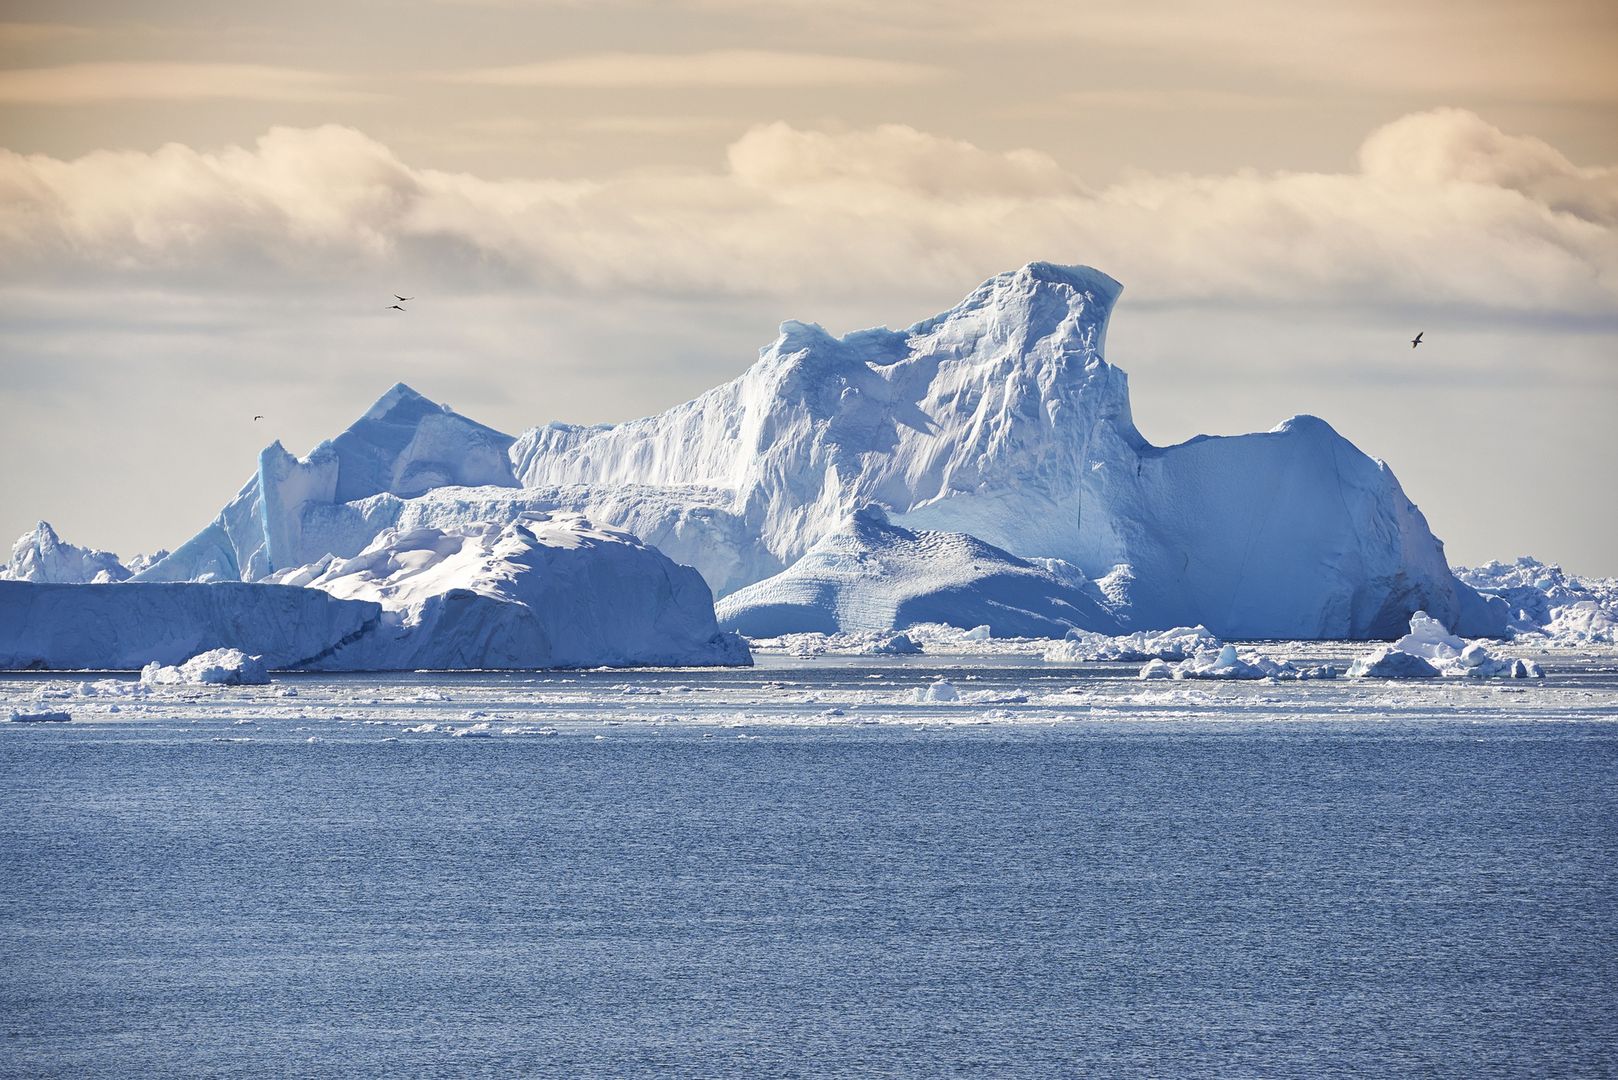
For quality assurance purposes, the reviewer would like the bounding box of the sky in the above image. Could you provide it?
[1,0,1615,575]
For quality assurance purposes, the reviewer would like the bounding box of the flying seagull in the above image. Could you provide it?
[389,304,406,311]
[1411,331,1424,349]
[253,415,264,421]
[395,295,413,302]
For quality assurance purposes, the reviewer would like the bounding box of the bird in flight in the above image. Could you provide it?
[395,295,413,302]
[253,415,264,421]
[389,304,406,311]
[1411,331,1424,349]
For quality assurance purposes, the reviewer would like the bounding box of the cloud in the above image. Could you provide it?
[1359,108,1618,225]
[1062,89,1298,112]
[434,49,943,88]
[0,62,379,104]
[609,0,1618,105]
[0,110,1613,320]
[727,122,1079,197]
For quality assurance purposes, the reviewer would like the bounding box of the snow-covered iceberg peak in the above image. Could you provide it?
[2,521,129,584]
[511,262,1138,575]
[138,383,518,582]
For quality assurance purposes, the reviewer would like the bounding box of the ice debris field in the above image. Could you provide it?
[2,262,1614,681]
[4,627,1615,738]
[4,615,1613,733]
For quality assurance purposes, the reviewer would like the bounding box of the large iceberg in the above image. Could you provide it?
[714,505,1118,638]
[2,521,130,584]
[140,262,1504,639]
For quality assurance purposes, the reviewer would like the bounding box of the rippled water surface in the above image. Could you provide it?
[3,653,1617,1077]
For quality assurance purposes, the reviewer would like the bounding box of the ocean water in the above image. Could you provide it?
[2,663,1617,1077]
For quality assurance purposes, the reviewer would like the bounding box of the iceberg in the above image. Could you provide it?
[136,383,522,584]
[714,505,1118,638]
[139,262,1505,640]
[141,648,270,686]
[1,514,749,670]
[1045,624,1221,663]
[1139,643,1337,681]
[2,521,130,584]
[1456,557,1618,644]
[1346,647,1442,680]
[268,513,750,669]
[1347,612,1544,679]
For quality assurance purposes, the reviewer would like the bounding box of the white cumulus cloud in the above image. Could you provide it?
[0,109,1613,319]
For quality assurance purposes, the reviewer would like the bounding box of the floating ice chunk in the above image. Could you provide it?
[140,648,270,686]
[1391,611,1466,663]
[1348,647,1442,679]
[914,679,961,702]
[1168,644,1292,680]
[1348,612,1545,680]
[1138,659,1174,680]
[8,710,71,723]
[872,633,922,656]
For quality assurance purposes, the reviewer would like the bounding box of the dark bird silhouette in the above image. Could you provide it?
[394,295,413,302]
[253,415,264,421]
[1411,331,1424,348]
[389,304,406,311]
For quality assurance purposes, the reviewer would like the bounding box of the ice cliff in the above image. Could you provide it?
[0,581,380,670]
[138,262,1505,639]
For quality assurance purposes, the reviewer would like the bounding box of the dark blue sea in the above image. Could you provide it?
[3,714,1616,1077]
